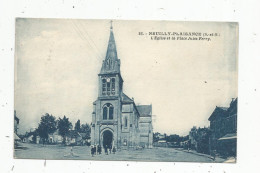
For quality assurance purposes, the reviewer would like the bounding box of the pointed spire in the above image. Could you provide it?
[100,21,120,74]
[110,20,113,30]
[106,21,118,61]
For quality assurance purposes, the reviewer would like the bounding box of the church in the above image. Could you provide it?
[91,23,153,149]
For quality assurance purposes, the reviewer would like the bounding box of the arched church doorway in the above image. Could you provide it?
[102,130,113,148]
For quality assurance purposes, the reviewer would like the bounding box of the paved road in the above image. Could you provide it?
[15,143,224,162]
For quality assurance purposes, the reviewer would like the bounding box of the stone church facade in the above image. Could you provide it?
[91,23,153,149]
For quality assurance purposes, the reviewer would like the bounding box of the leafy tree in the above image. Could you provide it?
[153,133,159,142]
[74,119,81,132]
[189,126,210,154]
[80,123,91,139]
[36,113,57,144]
[196,127,210,154]
[164,133,167,139]
[57,115,72,144]
[181,135,189,142]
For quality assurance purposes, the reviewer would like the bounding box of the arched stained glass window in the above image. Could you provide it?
[112,78,115,90]
[124,117,128,127]
[109,107,114,119]
[107,82,111,91]
[111,78,115,95]
[103,103,114,120]
[102,79,106,95]
[103,107,107,120]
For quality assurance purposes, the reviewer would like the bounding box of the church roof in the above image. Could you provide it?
[122,93,134,103]
[136,105,152,116]
[100,22,121,74]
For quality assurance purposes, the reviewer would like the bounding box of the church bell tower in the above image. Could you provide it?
[98,21,123,98]
[91,21,124,147]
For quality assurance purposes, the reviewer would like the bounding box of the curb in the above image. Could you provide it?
[175,148,214,160]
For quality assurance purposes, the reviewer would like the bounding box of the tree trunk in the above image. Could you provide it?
[62,136,66,145]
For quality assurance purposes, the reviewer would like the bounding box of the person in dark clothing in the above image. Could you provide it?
[105,145,108,155]
[93,145,97,154]
[109,145,112,154]
[91,146,95,157]
[212,150,216,161]
[97,145,101,154]
[112,146,116,154]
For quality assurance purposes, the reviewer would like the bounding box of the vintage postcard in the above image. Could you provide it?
[14,19,238,162]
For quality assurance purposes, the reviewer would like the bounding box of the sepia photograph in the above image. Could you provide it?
[14,19,238,163]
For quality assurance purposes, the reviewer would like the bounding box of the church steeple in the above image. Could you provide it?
[100,21,120,74]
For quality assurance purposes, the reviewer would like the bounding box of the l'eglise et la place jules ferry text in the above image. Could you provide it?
[139,32,203,36]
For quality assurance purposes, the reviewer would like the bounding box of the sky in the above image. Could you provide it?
[14,19,238,135]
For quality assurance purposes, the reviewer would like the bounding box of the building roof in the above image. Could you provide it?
[208,106,228,121]
[79,133,88,139]
[66,130,81,138]
[227,98,238,116]
[14,133,21,140]
[100,23,121,74]
[208,98,238,121]
[14,110,19,124]
[158,140,167,143]
[136,105,152,116]
[122,93,134,103]
[218,133,237,141]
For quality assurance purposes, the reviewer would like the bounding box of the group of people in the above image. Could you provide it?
[91,144,116,156]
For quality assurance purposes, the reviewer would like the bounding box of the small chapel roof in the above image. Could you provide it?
[122,93,134,103]
[136,105,152,116]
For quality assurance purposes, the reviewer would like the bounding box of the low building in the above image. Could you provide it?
[153,132,165,140]
[49,131,63,144]
[158,134,165,140]
[180,140,189,149]
[14,110,22,148]
[79,133,90,145]
[14,110,19,134]
[136,105,153,148]
[36,136,40,144]
[23,135,34,143]
[65,130,82,146]
[153,140,168,147]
